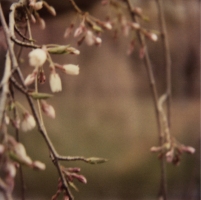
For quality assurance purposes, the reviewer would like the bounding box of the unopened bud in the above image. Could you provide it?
[34,2,43,10]
[150,146,162,152]
[103,22,112,30]
[95,37,102,45]
[148,33,158,42]
[64,24,74,38]
[133,7,142,16]
[5,115,10,125]
[166,149,174,163]
[30,14,36,23]
[32,160,46,170]
[21,112,36,132]
[38,70,46,84]
[24,73,37,86]
[6,163,16,178]
[85,30,95,46]
[139,46,145,59]
[131,22,140,30]
[67,167,81,173]
[74,25,85,38]
[0,144,5,154]
[62,64,79,75]
[38,17,46,29]
[41,100,55,118]
[181,145,196,154]
[71,173,87,184]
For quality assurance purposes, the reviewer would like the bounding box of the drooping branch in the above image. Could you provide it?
[124,1,167,199]
[155,0,172,129]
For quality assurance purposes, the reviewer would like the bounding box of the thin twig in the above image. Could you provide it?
[9,84,26,200]
[155,0,172,129]
[68,0,83,14]
[14,25,34,42]
[124,1,167,200]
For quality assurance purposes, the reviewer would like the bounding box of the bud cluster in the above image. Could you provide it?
[63,8,113,47]
[51,167,87,200]
[28,1,56,29]
[150,139,196,165]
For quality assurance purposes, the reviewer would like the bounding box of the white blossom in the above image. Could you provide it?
[63,64,79,75]
[85,30,95,46]
[14,143,33,165]
[21,113,36,132]
[28,49,47,68]
[49,71,62,92]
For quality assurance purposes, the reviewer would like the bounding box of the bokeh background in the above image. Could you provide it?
[1,0,200,199]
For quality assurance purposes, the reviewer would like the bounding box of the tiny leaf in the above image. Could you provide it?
[29,92,53,100]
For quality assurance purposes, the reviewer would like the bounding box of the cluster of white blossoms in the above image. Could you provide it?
[25,48,80,93]
[22,48,80,132]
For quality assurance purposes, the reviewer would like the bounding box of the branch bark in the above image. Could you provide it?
[124,1,167,199]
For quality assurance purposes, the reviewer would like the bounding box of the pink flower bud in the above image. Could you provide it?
[39,17,46,30]
[0,144,5,154]
[74,25,85,38]
[6,163,16,178]
[21,113,36,132]
[127,40,135,55]
[49,71,62,93]
[149,33,158,42]
[133,7,142,16]
[150,146,162,152]
[48,6,56,16]
[62,64,79,75]
[181,145,196,154]
[64,24,74,38]
[24,72,37,86]
[166,149,174,163]
[41,100,55,118]
[131,22,140,30]
[5,115,10,125]
[29,49,47,68]
[33,2,43,10]
[30,14,36,23]
[139,46,145,59]
[95,37,102,45]
[101,21,112,30]
[71,173,87,184]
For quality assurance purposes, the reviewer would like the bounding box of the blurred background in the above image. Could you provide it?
[1,0,200,199]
